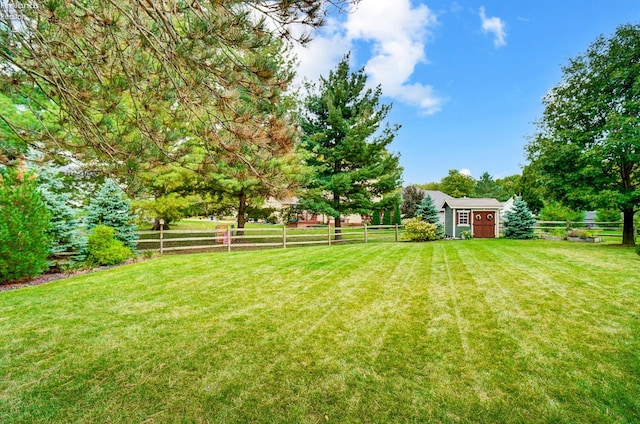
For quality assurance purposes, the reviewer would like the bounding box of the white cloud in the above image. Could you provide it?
[290,0,443,115]
[459,168,472,176]
[479,6,507,48]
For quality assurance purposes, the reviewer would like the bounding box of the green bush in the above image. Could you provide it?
[0,170,51,282]
[403,218,438,242]
[86,179,138,249]
[636,244,640,256]
[86,225,132,266]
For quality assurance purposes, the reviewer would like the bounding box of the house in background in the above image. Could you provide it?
[443,198,503,238]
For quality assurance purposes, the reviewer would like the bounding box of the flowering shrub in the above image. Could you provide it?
[403,218,438,242]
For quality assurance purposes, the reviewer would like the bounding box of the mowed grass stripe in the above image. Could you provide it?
[1,241,639,423]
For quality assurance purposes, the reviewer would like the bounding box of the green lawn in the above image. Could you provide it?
[1,240,639,423]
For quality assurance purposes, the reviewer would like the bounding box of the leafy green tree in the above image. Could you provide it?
[0,169,51,282]
[416,195,443,239]
[517,165,544,214]
[527,24,640,246]
[503,198,536,239]
[596,208,622,227]
[417,182,441,191]
[495,174,522,202]
[401,185,425,218]
[86,179,138,249]
[440,169,475,198]
[474,172,506,200]
[538,201,584,223]
[299,55,403,238]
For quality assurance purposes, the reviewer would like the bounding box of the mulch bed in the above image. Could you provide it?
[0,259,144,293]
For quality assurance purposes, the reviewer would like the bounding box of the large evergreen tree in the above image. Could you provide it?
[299,55,403,237]
[527,24,640,246]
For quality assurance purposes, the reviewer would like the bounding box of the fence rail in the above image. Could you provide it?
[136,224,404,254]
[533,220,629,240]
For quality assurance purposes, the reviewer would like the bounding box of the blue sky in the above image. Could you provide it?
[291,0,640,184]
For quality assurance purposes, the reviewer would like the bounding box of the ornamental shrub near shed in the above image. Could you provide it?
[403,218,438,242]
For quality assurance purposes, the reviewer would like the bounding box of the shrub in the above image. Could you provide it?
[538,201,584,223]
[86,179,138,249]
[0,170,51,282]
[636,244,640,257]
[86,225,132,266]
[403,218,438,242]
[460,230,473,239]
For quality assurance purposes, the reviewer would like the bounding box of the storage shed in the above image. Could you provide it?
[442,198,503,238]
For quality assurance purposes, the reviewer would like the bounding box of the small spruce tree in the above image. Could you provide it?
[504,198,536,239]
[416,195,443,238]
[41,187,80,255]
[392,202,402,225]
[86,179,138,249]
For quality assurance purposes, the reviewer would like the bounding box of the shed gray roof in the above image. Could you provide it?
[422,190,454,210]
[443,198,503,209]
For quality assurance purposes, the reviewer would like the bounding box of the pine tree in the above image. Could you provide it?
[86,179,138,249]
[504,198,537,239]
[299,54,403,238]
[416,195,443,238]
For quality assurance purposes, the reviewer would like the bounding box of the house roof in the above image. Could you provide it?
[443,198,503,209]
[422,190,454,209]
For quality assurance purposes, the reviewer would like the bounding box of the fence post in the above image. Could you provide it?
[364,222,368,243]
[328,224,332,246]
[159,219,164,254]
[283,225,287,249]
[226,225,232,253]
[394,224,399,242]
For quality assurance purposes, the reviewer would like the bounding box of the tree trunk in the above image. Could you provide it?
[334,215,342,241]
[151,218,170,231]
[622,208,636,246]
[237,188,247,237]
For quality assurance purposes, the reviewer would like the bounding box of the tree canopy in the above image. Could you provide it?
[439,169,475,198]
[527,24,640,245]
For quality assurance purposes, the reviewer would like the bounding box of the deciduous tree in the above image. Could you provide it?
[527,24,640,245]
[440,169,475,198]
[400,185,425,218]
